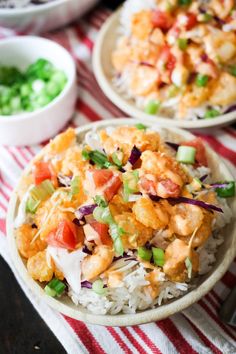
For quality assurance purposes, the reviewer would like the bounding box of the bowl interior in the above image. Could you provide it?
[7,119,236,326]
[92,9,236,129]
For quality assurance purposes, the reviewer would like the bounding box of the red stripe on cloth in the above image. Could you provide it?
[74,26,94,51]
[195,134,236,165]
[184,316,222,354]
[198,300,236,340]
[120,327,146,354]
[223,127,236,139]
[25,147,35,158]
[220,271,236,289]
[157,319,197,354]
[205,293,220,310]
[1,179,12,191]
[16,147,30,164]
[76,99,102,121]
[132,326,162,353]
[210,289,222,305]
[63,316,105,354]
[0,219,6,234]
[106,327,133,354]
[0,187,9,202]
[6,148,24,169]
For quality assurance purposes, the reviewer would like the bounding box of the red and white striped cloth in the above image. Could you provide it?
[0,6,236,354]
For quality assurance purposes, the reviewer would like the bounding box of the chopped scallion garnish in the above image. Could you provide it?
[25,195,40,214]
[44,278,66,297]
[152,247,165,267]
[92,279,107,295]
[122,170,139,201]
[69,176,80,199]
[176,146,196,164]
[185,257,192,279]
[93,195,108,208]
[144,100,160,115]
[135,123,147,131]
[112,151,123,167]
[30,179,55,201]
[195,74,208,87]
[138,247,152,262]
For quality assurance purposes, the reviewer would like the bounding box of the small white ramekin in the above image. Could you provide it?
[0,36,77,146]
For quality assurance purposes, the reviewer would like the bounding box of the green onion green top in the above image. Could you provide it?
[176,145,196,164]
[195,74,208,87]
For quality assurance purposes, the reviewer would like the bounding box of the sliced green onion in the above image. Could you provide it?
[176,146,196,164]
[152,247,165,267]
[109,223,124,256]
[138,247,152,261]
[177,38,188,51]
[122,170,139,201]
[93,206,113,224]
[202,13,213,22]
[25,195,40,214]
[44,278,66,297]
[229,65,236,77]
[144,100,160,115]
[93,195,108,208]
[112,152,123,167]
[82,149,90,160]
[195,74,208,87]
[168,85,179,98]
[30,179,55,201]
[185,257,192,279]
[69,176,80,198]
[179,0,192,5]
[204,109,220,119]
[216,181,235,198]
[135,123,147,131]
[88,150,113,168]
[92,279,107,295]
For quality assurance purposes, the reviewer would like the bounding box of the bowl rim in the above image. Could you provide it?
[92,8,236,129]
[7,118,236,326]
[0,0,68,15]
[0,36,76,122]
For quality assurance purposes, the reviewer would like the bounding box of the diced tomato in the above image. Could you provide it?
[156,179,181,198]
[152,10,174,30]
[104,176,122,201]
[33,161,52,185]
[90,221,112,246]
[92,169,113,188]
[181,138,208,166]
[185,13,197,30]
[140,176,157,195]
[46,220,77,250]
[160,45,176,72]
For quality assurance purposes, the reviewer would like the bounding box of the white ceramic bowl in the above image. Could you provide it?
[7,118,236,326]
[93,9,236,129]
[0,0,98,34]
[0,36,77,146]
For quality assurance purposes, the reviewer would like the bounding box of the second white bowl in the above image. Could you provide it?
[0,36,77,146]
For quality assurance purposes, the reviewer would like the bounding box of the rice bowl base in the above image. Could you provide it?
[93,9,236,129]
[7,118,236,326]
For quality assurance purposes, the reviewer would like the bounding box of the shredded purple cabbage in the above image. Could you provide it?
[165,142,179,151]
[210,183,229,189]
[149,194,223,212]
[72,218,85,226]
[82,245,92,255]
[75,204,97,220]
[200,174,208,182]
[128,146,142,165]
[224,105,236,114]
[81,281,92,289]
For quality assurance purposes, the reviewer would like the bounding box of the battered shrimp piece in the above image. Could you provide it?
[132,197,169,230]
[128,64,159,96]
[99,126,159,162]
[141,151,188,187]
[109,194,133,217]
[170,203,204,236]
[112,37,132,72]
[16,224,47,259]
[114,212,153,248]
[209,73,236,106]
[209,0,234,19]
[180,85,210,109]
[27,250,53,282]
[163,239,199,282]
[204,30,236,63]
[81,245,114,281]
[35,199,72,240]
[60,146,90,177]
[131,10,153,40]
[46,128,76,156]
[179,211,214,247]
